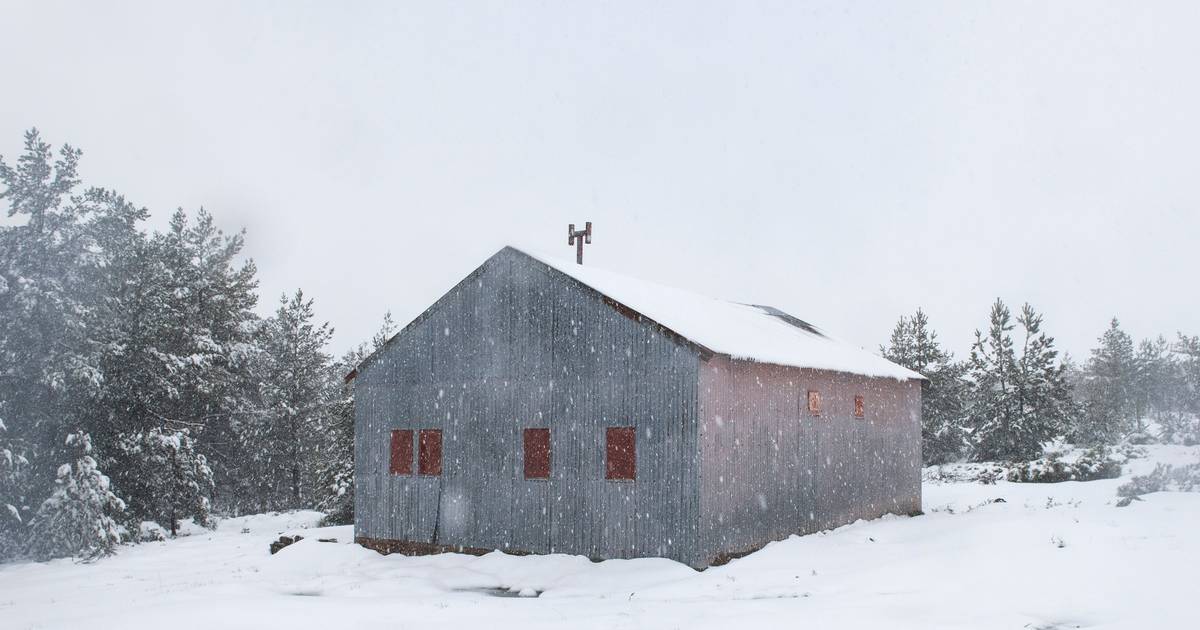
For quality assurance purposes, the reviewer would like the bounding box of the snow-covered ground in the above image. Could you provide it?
[3,446,1198,630]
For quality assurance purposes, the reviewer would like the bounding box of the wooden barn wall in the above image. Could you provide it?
[354,249,704,565]
[697,357,921,561]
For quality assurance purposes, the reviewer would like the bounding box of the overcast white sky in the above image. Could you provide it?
[2,1,1198,360]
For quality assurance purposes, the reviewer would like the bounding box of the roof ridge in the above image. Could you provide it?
[351,246,923,382]
[512,247,923,381]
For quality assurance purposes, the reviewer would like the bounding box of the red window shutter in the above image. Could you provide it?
[523,428,551,479]
[807,390,822,416]
[605,427,636,480]
[418,429,442,476]
[389,429,413,475]
[854,395,865,418]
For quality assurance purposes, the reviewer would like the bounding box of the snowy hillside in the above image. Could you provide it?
[2,445,1197,630]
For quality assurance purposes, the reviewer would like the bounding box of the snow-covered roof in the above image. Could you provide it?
[515,247,923,381]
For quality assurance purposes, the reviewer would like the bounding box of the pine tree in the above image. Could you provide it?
[0,130,118,553]
[1012,303,1076,445]
[967,301,1074,461]
[109,428,214,536]
[0,129,353,558]
[1,129,275,556]
[0,415,32,558]
[317,312,396,525]
[315,355,358,526]
[81,208,261,518]
[1176,334,1200,413]
[239,290,334,512]
[882,309,967,464]
[1133,336,1188,440]
[966,300,1019,460]
[1173,334,1200,443]
[25,431,125,561]
[1074,318,1138,443]
[149,209,262,508]
[88,234,172,437]
[882,316,916,367]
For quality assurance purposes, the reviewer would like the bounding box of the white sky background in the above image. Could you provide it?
[2,1,1197,360]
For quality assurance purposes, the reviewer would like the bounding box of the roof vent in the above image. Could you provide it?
[750,305,827,337]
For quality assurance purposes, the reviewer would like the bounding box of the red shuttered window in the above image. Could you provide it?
[523,428,551,479]
[605,427,636,481]
[389,429,413,475]
[418,429,443,476]
[854,395,865,418]
[807,390,822,416]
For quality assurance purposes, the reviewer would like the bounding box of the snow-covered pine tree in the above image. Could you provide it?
[1179,334,1200,395]
[1,128,346,556]
[317,312,396,525]
[81,212,237,529]
[0,415,32,558]
[966,300,1018,460]
[0,130,126,554]
[317,356,358,526]
[239,290,334,512]
[1073,318,1138,443]
[1133,336,1189,441]
[110,428,214,536]
[881,309,967,464]
[2,129,272,555]
[1173,334,1200,442]
[87,226,171,438]
[1012,303,1076,447]
[968,301,1074,461]
[26,431,125,561]
[882,315,916,367]
[143,209,262,511]
[966,300,1023,460]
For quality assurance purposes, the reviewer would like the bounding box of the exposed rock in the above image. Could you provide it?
[269,535,303,554]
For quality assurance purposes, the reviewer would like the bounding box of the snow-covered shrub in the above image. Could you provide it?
[317,462,354,526]
[1075,446,1127,477]
[1118,460,1200,500]
[1117,465,1171,498]
[1123,431,1155,446]
[138,521,169,542]
[922,463,1008,484]
[110,428,214,536]
[1178,419,1200,447]
[1113,442,1148,461]
[26,431,125,562]
[1172,462,1200,491]
[1155,414,1200,446]
[1006,446,1122,483]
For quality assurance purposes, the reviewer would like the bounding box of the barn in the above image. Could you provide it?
[349,246,924,568]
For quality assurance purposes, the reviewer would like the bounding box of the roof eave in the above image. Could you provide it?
[721,355,927,382]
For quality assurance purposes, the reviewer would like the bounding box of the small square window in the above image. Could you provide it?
[854,395,865,418]
[807,390,822,416]
[523,428,551,479]
[605,427,636,480]
[418,429,442,476]
[389,429,413,475]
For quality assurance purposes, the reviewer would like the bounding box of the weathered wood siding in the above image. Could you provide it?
[354,248,704,565]
[697,357,921,561]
